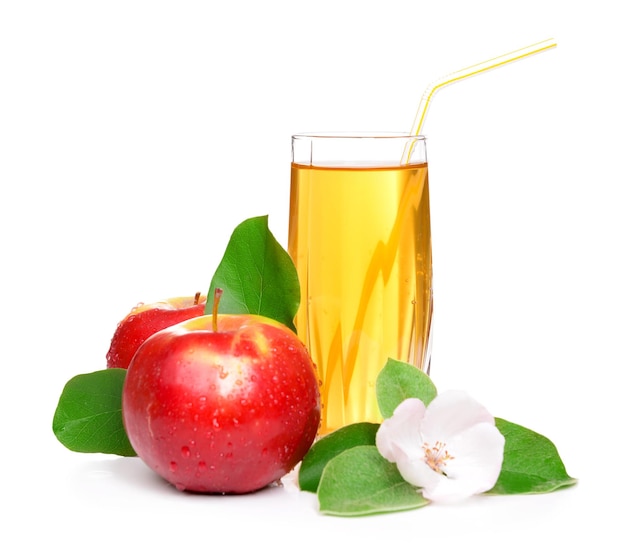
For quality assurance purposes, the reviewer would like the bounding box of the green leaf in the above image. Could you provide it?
[488,418,577,495]
[52,369,136,457]
[299,422,379,493]
[205,215,300,332]
[376,358,437,418]
[317,446,430,516]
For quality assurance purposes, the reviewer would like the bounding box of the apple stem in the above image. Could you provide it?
[212,288,223,332]
[194,292,201,305]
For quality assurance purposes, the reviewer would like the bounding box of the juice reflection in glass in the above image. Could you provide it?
[288,133,433,435]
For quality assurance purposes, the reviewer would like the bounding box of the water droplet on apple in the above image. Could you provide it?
[175,483,186,491]
[181,446,191,458]
[169,461,178,472]
[198,461,207,472]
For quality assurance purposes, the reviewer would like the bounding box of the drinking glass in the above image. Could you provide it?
[288,133,433,435]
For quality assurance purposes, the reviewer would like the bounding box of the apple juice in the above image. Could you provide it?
[288,162,433,434]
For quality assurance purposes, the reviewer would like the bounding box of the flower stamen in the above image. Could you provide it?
[422,440,454,475]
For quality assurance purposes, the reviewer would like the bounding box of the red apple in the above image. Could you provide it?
[106,293,206,369]
[121,308,321,494]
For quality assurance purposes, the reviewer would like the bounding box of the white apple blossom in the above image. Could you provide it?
[376,391,505,503]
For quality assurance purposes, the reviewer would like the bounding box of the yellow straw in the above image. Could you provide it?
[409,38,557,138]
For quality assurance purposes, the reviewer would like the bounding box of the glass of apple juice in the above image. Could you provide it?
[288,133,433,435]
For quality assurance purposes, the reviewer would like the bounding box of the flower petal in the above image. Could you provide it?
[395,455,446,495]
[422,422,505,503]
[421,390,495,443]
[444,422,505,483]
[376,398,426,464]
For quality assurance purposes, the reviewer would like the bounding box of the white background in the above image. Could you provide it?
[1,0,623,545]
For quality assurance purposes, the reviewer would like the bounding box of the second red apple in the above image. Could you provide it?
[106,293,206,369]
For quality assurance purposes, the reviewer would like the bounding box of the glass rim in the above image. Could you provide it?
[292,131,426,140]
